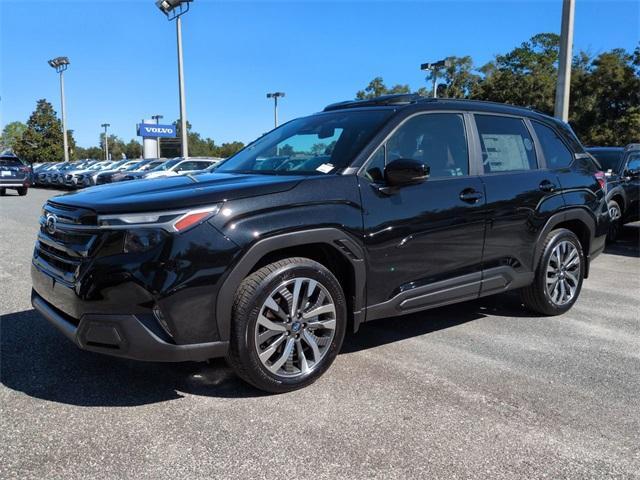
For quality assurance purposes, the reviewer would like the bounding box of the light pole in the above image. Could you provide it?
[101,123,110,161]
[151,114,163,157]
[48,57,70,162]
[156,0,192,159]
[554,0,575,122]
[420,58,452,98]
[266,92,285,128]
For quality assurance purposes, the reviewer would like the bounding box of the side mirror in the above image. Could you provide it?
[384,159,429,187]
[624,168,640,178]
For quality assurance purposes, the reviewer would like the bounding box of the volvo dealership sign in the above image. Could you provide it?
[137,123,177,138]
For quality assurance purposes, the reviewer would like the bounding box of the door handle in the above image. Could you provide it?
[459,188,483,204]
[539,180,556,192]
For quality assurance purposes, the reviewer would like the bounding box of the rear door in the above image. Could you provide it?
[472,114,565,294]
[359,111,487,319]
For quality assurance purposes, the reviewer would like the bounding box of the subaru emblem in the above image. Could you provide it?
[45,213,58,235]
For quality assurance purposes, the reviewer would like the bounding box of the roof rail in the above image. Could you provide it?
[323,93,428,112]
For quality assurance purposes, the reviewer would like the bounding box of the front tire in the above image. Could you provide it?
[227,257,347,393]
[521,228,585,316]
[17,187,28,196]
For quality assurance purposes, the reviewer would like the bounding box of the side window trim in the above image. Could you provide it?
[471,112,539,175]
[525,118,548,170]
[358,110,471,180]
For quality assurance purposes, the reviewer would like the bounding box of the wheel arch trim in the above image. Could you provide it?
[215,228,366,341]
[532,208,596,275]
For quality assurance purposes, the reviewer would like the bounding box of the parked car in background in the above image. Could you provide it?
[93,160,142,185]
[0,154,30,196]
[111,159,167,183]
[31,95,609,392]
[587,144,640,241]
[143,157,221,179]
[64,160,113,189]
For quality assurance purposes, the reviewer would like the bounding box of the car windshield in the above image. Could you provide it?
[150,158,181,172]
[215,110,393,175]
[589,150,623,171]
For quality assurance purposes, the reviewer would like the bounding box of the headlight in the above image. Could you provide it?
[98,204,221,233]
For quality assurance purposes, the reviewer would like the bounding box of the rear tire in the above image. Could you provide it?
[521,228,584,316]
[0,188,5,196]
[17,187,28,196]
[606,199,622,243]
[227,257,347,393]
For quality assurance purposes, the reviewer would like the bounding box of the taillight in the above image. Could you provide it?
[20,166,30,173]
[594,171,606,192]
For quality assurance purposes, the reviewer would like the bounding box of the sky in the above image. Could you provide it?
[1,0,638,148]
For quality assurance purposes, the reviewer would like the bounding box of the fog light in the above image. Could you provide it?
[123,229,165,253]
[153,304,173,338]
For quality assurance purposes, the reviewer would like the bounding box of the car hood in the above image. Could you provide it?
[52,172,307,214]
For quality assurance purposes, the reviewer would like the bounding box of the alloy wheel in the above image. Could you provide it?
[545,240,581,306]
[254,277,337,378]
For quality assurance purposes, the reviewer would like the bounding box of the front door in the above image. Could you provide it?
[359,112,486,321]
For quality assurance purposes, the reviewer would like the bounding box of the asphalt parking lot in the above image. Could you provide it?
[1,187,639,479]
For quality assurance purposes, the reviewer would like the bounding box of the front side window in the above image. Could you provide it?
[382,113,469,178]
[626,153,640,172]
[476,115,537,173]
[532,121,573,169]
[365,113,469,182]
[215,110,393,175]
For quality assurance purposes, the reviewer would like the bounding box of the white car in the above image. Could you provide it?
[144,158,221,179]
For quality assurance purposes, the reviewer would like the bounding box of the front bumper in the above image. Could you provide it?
[32,290,228,362]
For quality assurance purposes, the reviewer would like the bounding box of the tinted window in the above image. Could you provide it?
[532,122,574,169]
[475,115,537,173]
[386,113,468,177]
[587,149,623,172]
[0,157,23,167]
[627,152,640,172]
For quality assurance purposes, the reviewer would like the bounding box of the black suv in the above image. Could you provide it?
[587,144,640,241]
[0,154,31,196]
[31,96,609,392]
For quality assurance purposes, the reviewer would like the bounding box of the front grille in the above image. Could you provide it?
[34,201,101,284]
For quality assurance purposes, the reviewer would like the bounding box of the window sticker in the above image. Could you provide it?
[482,134,529,171]
[316,163,334,174]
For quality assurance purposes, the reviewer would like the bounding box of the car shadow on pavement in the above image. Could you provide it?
[1,292,535,406]
[604,222,640,258]
[342,291,536,354]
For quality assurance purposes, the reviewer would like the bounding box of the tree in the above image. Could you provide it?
[438,56,481,99]
[473,33,561,114]
[14,99,65,163]
[213,141,244,158]
[124,139,142,159]
[570,48,640,145]
[100,133,127,160]
[0,121,27,152]
[356,77,412,99]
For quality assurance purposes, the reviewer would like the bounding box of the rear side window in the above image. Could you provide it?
[475,115,537,173]
[532,122,574,169]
